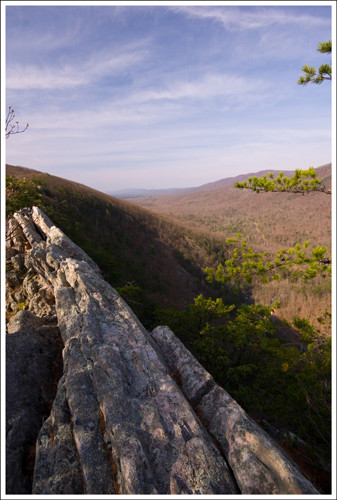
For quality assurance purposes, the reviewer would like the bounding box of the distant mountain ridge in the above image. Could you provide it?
[7,162,331,199]
[115,163,331,199]
[111,170,290,199]
[121,162,332,328]
[110,187,192,198]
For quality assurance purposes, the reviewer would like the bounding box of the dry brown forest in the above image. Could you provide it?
[125,164,332,332]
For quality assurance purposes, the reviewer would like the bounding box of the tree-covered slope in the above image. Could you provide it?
[124,164,332,327]
[6,164,331,492]
[6,164,236,326]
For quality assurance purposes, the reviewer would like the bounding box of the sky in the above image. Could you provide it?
[3,1,335,193]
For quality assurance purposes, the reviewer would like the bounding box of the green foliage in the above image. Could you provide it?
[155,294,235,348]
[298,40,332,85]
[6,169,231,330]
[234,167,330,194]
[159,298,331,458]
[115,283,143,305]
[205,233,331,288]
[192,294,235,332]
[317,40,332,53]
[6,175,44,216]
[115,283,159,328]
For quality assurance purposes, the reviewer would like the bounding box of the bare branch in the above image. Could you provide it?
[5,106,29,139]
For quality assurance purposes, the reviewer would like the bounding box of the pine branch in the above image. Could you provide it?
[235,168,331,195]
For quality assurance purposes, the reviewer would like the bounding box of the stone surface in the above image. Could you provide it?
[6,311,63,494]
[151,325,317,495]
[5,207,319,495]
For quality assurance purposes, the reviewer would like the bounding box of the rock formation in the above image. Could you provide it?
[5,207,319,495]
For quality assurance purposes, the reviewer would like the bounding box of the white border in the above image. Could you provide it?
[1,1,336,499]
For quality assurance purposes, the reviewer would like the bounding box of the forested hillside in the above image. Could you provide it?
[125,163,332,328]
[6,164,239,325]
[125,164,331,251]
[5,163,332,492]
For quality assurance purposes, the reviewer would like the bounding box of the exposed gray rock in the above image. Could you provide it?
[22,271,56,318]
[6,311,63,494]
[38,257,238,494]
[6,269,23,289]
[150,325,318,494]
[33,377,85,494]
[11,253,25,272]
[6,207,319,495]
[6,217,26,253]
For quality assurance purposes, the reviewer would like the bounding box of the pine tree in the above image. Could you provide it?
[298,40,332,85]
[235,42,332,195]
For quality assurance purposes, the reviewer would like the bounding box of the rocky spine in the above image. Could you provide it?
[5,207,318,494]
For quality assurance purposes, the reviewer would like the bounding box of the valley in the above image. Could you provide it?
[5,163,332,492]
[123,164,331,252]
[124,163,332,329]
[6,164,238,324]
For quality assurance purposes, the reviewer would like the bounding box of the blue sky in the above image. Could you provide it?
[3,1,334,192]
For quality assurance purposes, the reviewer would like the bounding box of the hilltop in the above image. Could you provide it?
[188,164,331,192]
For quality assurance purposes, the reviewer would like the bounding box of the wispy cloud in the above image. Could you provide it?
[6,23,81,54]
[5,5,332,191]
[15,79,269,143]
[133,71,265,102]
[7,43,149,90]
[172,6,330,31]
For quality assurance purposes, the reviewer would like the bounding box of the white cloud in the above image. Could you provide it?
[6,24,81,54]
[5,5,332,192]
[133,72,265,102]
[6,43,149,90]
[172,6,330,31]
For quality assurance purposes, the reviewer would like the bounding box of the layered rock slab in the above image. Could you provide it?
[151,325,318,495]
[5,207,319,495]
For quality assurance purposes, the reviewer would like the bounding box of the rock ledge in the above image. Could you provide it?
[6,207,318,494]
